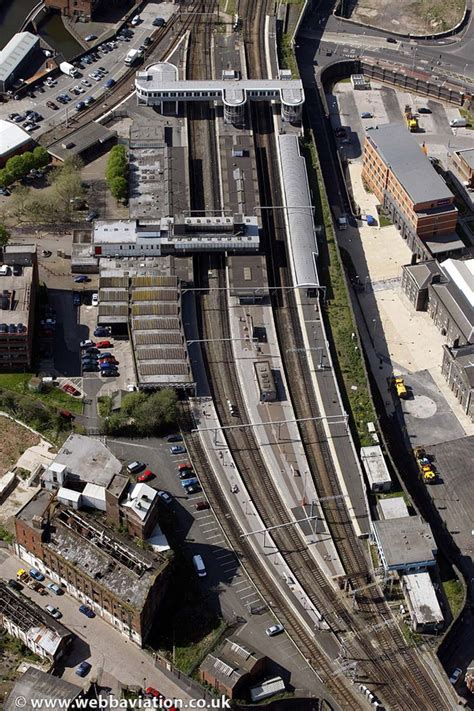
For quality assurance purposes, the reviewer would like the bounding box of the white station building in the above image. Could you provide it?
[135,62,305,124]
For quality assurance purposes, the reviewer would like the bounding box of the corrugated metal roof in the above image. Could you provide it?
[132,302,178,315]
[135,331,183,345]
[99,289,128,301]
[132,275,177,287]
[135,347,187,361]
[100,276,129,288]
[138,362,190,375]
[278,134,319,288]
[131,288,177,301]
[133,317,180,331]
[0,32,39,84]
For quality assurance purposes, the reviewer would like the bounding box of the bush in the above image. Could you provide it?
[106,145,128,202]
[101,389,179,437]
[0,224,9,247]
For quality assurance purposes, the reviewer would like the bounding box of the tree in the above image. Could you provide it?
[0,225,9,247]
[0,169,14,188]
[32,146,50,169]
[5,155,27,182]
[109,176,128,202]
[10,185,30,221]
[120,391,147,416]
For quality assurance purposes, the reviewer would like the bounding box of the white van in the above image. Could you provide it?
[192,554,207,577]
[0,265,10,276]
[449,117,467,128]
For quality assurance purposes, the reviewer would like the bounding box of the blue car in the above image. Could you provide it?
[79,604,95,618]
[180,477,198,489]
[99,362,115,370]
[29,568,45,581]
[104,79,115,89]
[75,101,86,111]
[167,434,183,443]
[170,445,186,455]
[74,275,90,283]
[75,661,92,677]
[94,327,109,337]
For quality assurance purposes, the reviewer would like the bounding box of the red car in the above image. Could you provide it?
[59,410,74,420]
[145,688,162,699]
[96,340,112,348]
[195,501,210,511]
[46,100,58,110]
[178,462,192,472]
[138,469,154,482]
[62,383,80,396]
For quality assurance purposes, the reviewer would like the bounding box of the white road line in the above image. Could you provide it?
[241,592,257,600]
[196,514,213,521]
[220,561,237,569]
[206,534,224,541]
[231,580,250,587]
[214,551,234,559]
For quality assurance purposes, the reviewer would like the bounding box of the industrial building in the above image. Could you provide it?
[47,122,117,163]
[15,489,170,647]
[449,148,474,189]
[362,124,463,259]
[0,245,38,371]
[200,637,267,699]
[441,343,474,420]
[135,62,304,125]
[97,266,193,390]
[371,515,437,573]
[0,32,41,93]
[4,668,82,711]
[401,572,444,633]
[0,119,34,166]
[0,580,73,662]
[360,445,392,493]
[401,258,473,346]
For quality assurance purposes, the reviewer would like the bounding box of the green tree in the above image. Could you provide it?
[109,176,128,202]
[0,224,9,247]
[10,185,30,221]
[0,169,14,188]
[32,146,50,169]
[120,391,147,417]
[5,155,27,182]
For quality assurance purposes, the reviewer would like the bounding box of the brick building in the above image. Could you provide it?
[200,637,267,698]
[362,124,463,260]
[15,490,170,647]
[0,246,38,371]
[44,0,100,20]
[449,148,474,190]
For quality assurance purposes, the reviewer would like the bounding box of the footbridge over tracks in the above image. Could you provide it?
[135,62,305,125]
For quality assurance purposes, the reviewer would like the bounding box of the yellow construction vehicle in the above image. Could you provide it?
[413,448,437,484]
[404,104,419,132]
[392,377,408,399]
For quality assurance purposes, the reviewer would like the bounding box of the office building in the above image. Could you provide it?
[371,515,437,573]
[362,124,463,259]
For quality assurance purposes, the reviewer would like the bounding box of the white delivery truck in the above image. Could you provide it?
[449,117,467,128]
[124,49,141,66]
[60,61,79,78]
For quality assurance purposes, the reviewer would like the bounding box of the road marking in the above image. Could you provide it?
[195,514,213,521]
[206,534,224,541]
[200,526,218,534]
[231,579,249,587]
[215,553,234,561]
[220,561,237,569]
[241,592,257,600]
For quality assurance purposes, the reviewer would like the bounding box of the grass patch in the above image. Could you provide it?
[0,526,14,543]
[0,373,83,414]
[376,205,392,228]
[443,579,464,618]
[98,395,113,418]
[377,489,408,501]
[301,135,376,447]
[279,33,299,77]
[401,621,422,646]
[459,108,473,129]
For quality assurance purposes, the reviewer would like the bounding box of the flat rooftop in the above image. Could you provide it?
[372,515,437,569]
[54,434,122,487]
[378,496,409,520]
[402,572,443,626]
[366,124,454,205]
[219,133,258,216]
[5,668,81,711]
[49,507,168,609]
[360,445,391,488]
[455,147,474,169]
[47,123,117,161]
[0,266,34,328]
[228,255,269,297]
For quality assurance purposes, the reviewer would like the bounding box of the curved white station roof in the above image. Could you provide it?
[278,134,319,289]
[135,62,304,108]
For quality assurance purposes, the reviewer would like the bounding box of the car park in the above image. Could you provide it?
[265,623,284,637]
[137,469,154,482]
[79,604,95,618]
[157,491,172,505]
[195,501,210,511]
[127,461,146,474]
[47,582,63,595]
[170,445,186,455]
[45,604,62,619]
[29,568,45,581]
[76,661,92,677]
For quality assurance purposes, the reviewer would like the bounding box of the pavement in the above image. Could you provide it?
[0,548,195,703]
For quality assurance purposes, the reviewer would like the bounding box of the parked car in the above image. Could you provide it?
[82,364,99,372]
[47,582,63,595]
[99,362,116,371]
[265,623,284,637]
[417,107,432,114]
[167,434,183,443]
[46,99,58,110]
[157,490,172,505]
[170,445,186,455]
[87,211,98,222]
[179,469,193,479]
[96,340,112,348]
[76,661,92,677]
[91,293,99,306]
[8,579,23,591]
[94,327,109,337]
[81,79,91,86]
[79,604,95,618]
[153,17,165,26]
[138,469,154,482]
[62,383,80,396]
[73,293,81,306]
[185,483,201,495]
[143,37,151,46]
[101,369,118,377]
[74,275,90,283]
[45,604,62,619]
[131,15,141,26]
[75,101,86,111]
[59,410,74,420]
[450,668,462,685]
[29,568,45,582]
[80,339,95,348]
[85,96,95,106]
[127,461,146,474]
[145,688,162,699]
[85,34,97,41]
[178,463,192,472]
[104,79,115,89]
[335,127,346,137]
[386,36,397,43]
[361,112,373,119]
[195,501,210,511]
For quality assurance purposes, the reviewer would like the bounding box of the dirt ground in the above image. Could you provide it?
[350,0,465,34]
[0,417,39,476]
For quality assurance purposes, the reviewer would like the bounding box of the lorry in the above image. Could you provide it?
[391,377,408,399]
[16,568,47,594]
[59,61,80,78]
[404,105,419,132]
[124,49,142,66]
[413,447,437,484]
